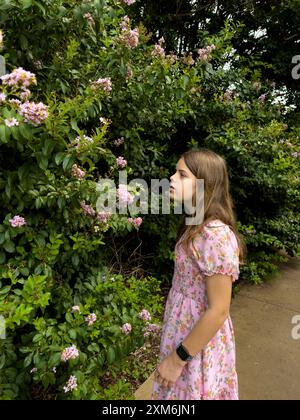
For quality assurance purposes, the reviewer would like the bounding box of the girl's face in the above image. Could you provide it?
[169,158,196,206]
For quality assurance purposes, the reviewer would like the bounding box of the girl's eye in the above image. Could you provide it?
[180,172,186,177]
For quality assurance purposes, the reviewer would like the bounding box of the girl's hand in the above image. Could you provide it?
[154,350,187,388]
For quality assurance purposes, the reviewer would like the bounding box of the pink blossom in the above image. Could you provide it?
[121,323,132,335]
[259,94,267,103]
[80,202,96,217]
[1,67,37,89]
[151,44,165,58]
[252,82,262,92]
[71,305,81,313]
[5,118,19,127]
[122,0,136,5]
[114,137,125,147]
[119,17,139,49]
[61,345,79,362]
[166,53,178,64]
[223,90,234,101]
[90,77,112,92]
[197,44,216,62]
[138,309,151,322]
[84,13,95,27]
[291,152,300,158]
[63,375,78,393]
[71,135,93,150]
[116,156,127,168]
[30,367,37,374]
[117,185,134,207]
[0,92,6,102]
[20,89,31,101]
[71,164,86,180]
[143,323,161,337]
[0,30,3,49]
[19,101,49,125]
[128,217,143,227]
[9,215,26,227]
[96,212,112,224]
[85,313,97,326]
[9,99,21,107]
[181,52,195,66]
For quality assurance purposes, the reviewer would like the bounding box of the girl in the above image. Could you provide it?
[151,148,247,400]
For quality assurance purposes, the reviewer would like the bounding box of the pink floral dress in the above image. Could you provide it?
[151,219,240,400]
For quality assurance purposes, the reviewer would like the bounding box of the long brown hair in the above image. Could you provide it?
[175,148,247,266]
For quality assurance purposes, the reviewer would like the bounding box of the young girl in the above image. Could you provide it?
[151,148,247,400]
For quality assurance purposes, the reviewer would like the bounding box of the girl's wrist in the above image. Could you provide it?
[171,350,188,367]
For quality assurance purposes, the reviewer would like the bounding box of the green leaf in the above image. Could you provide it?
[0,354,5,370]
[32,334,43,343]
[48,352,61,367]
[0,286,11,295]
[107,347,115,364]
[3,240,15,253]
[24,354,33,368]
[69,329,77,340]
[55,152,65,166]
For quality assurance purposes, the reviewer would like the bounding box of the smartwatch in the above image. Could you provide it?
[176,342,193,362]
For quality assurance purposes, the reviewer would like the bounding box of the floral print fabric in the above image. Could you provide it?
[151,219,240,400]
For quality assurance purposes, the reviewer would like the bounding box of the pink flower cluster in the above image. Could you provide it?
[80,201,96,217]
[19,101,49,126]
[152,37,165,58]
[84,13,95,27]
[0,92,6,102]
[0,30,3,49]
[71,305,81,313]
[143,323,161,338]
[63,375,78,393]
[121,323,132,335]
[61,345,79,362]
[91,77,112,92]
[71,164,86,180]
[5,118,19,127]
[128,217,143,228]
[259,94,267,103]
[223,89,234,102]
[122,0,136,5]
[0,67,37,89]
[71,135,93,150]
[291,152,300,158]
[119,16,139,49]
[96,212,112,224]
[166,53,178,64]
[252,82,262,92]
[85,313,97,326]
[138,309,151,322]
[197,44,216,62]
[116,156,127,168]
[181,52,195,66]
[114,137,125,147]
[9,215,26,228]
[117,185,135,207]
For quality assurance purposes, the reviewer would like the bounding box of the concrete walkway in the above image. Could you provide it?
[135,256,300,400]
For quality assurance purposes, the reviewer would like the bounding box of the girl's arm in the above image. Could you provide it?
[180,273,233,359]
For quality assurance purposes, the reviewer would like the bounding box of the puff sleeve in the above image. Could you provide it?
[191,225,240,282]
